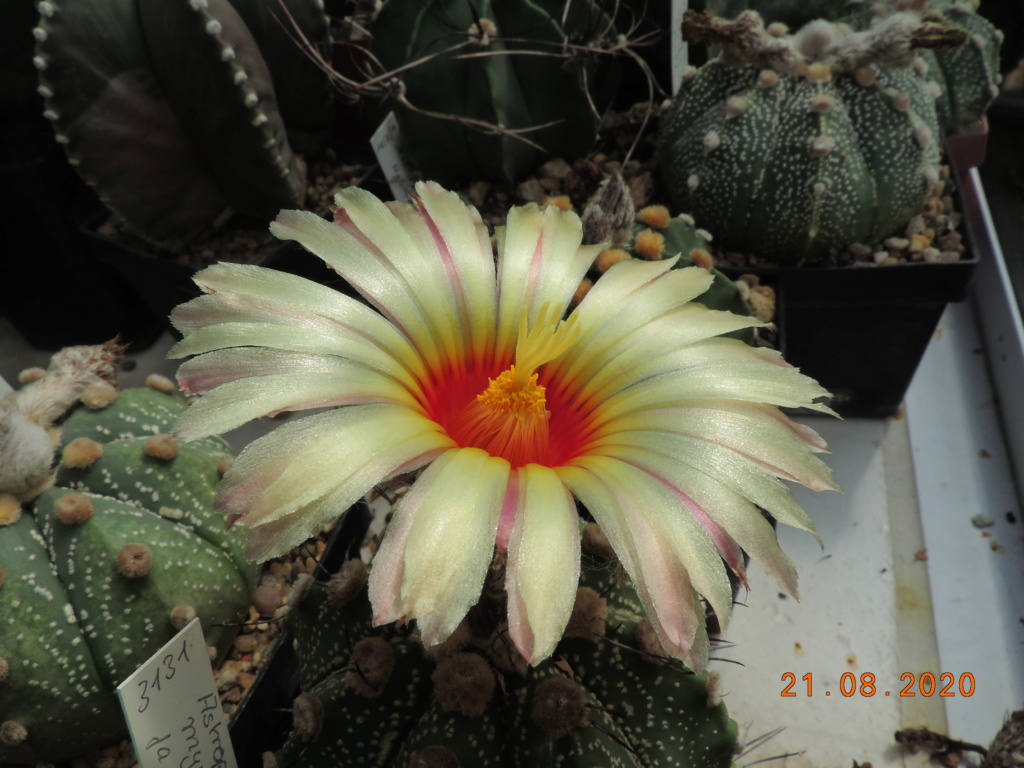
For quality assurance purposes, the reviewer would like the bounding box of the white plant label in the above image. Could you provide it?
[371,111,413,203]
[116,618,238,768]
[671,0,689,94]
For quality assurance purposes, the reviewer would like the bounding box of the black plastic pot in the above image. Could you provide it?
[719,169,981,418]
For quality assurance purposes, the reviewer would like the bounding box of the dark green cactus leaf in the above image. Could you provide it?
[0,515,125,766]
[137,0,305,222]
[369,0,618,187]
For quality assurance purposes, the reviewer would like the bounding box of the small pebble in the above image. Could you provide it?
[971,513,994,528]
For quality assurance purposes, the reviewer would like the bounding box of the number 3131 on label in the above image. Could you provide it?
[781,672,976,698]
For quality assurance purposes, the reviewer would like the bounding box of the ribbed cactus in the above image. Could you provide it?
[658,10,965,264]
[270,524,738,768]
[32,0,332,247]
[367,0,619,187]
[0,377,256,766]
[703,0,1003,132]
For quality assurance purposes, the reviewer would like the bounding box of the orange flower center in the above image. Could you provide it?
[424,304,590,468]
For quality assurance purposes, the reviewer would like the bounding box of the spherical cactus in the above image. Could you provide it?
[271,524,738,768]
[0,373,256,766]
[703,0,1003,133]
[657,10,965,264]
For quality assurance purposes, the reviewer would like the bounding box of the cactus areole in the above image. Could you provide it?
[658,10,967,264]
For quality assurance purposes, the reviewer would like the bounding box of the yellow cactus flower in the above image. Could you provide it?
[170,182,836,669]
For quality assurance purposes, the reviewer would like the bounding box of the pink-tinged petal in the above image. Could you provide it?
[557,461,709,671]
[413,182,498,362]
[589,402,838,495]
[270,207,445,371]
[174,368,420,442]
[592,442,802,597]
[550,303,762,406]
[174,262,427,381]
[504,464,581,665]
[494,205,600,360]
[564,455,734,637]
[218,404,453,532]
[368,448,511,647]
[595,338,835,423]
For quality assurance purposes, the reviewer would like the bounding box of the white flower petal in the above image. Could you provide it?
[495,205,597,360]
[368,448,510,646]
[218,404,452,530]
[590,403,838,494]
[270,208,446,370]
[566,455,734,634]
[505,464,580,665]
[596,338,835,416]
[593,443,801,597]
[174,368,420,441]
[558,461,708,670]
[413,182,498,362]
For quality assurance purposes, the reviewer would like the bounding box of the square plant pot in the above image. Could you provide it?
[719,168,984,419]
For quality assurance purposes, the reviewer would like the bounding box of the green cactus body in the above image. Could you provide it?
[368,0,618,187]
[658,15,945,264]
[273,535,737,768]
[33,0,330,246]
[703,0,1002,132]
[0,386,255,765]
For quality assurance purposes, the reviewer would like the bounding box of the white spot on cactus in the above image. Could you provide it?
[912,57,929,77]
[811,136,835,157]
[32,56,47,71]
[891,92,910,112]
[32,27,47,42]
[233,70,248,85]
[988,84,999,98]
[42,109,58,121]
[757,70,778,88]
[682,66,698,85]
[767,22,788,37]
[725,96,746,118]
[925,82,942,100]
[39,1,55,17]
[205,20,222,35]
[244,92,259,107]
[37,85,52,98]
[696,229,712,242]
[55,134,69,144]
[813,182,826,196]
[252,113,269,126]
[703,131,720,152]
[994,30,1004,44]
[220,46,235,62]
[189,0,209,9]
[679,213,695,226]
[924,167,939,187]
[687,174,699,191]
[971,34,987,50]
[63,603,77,624]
